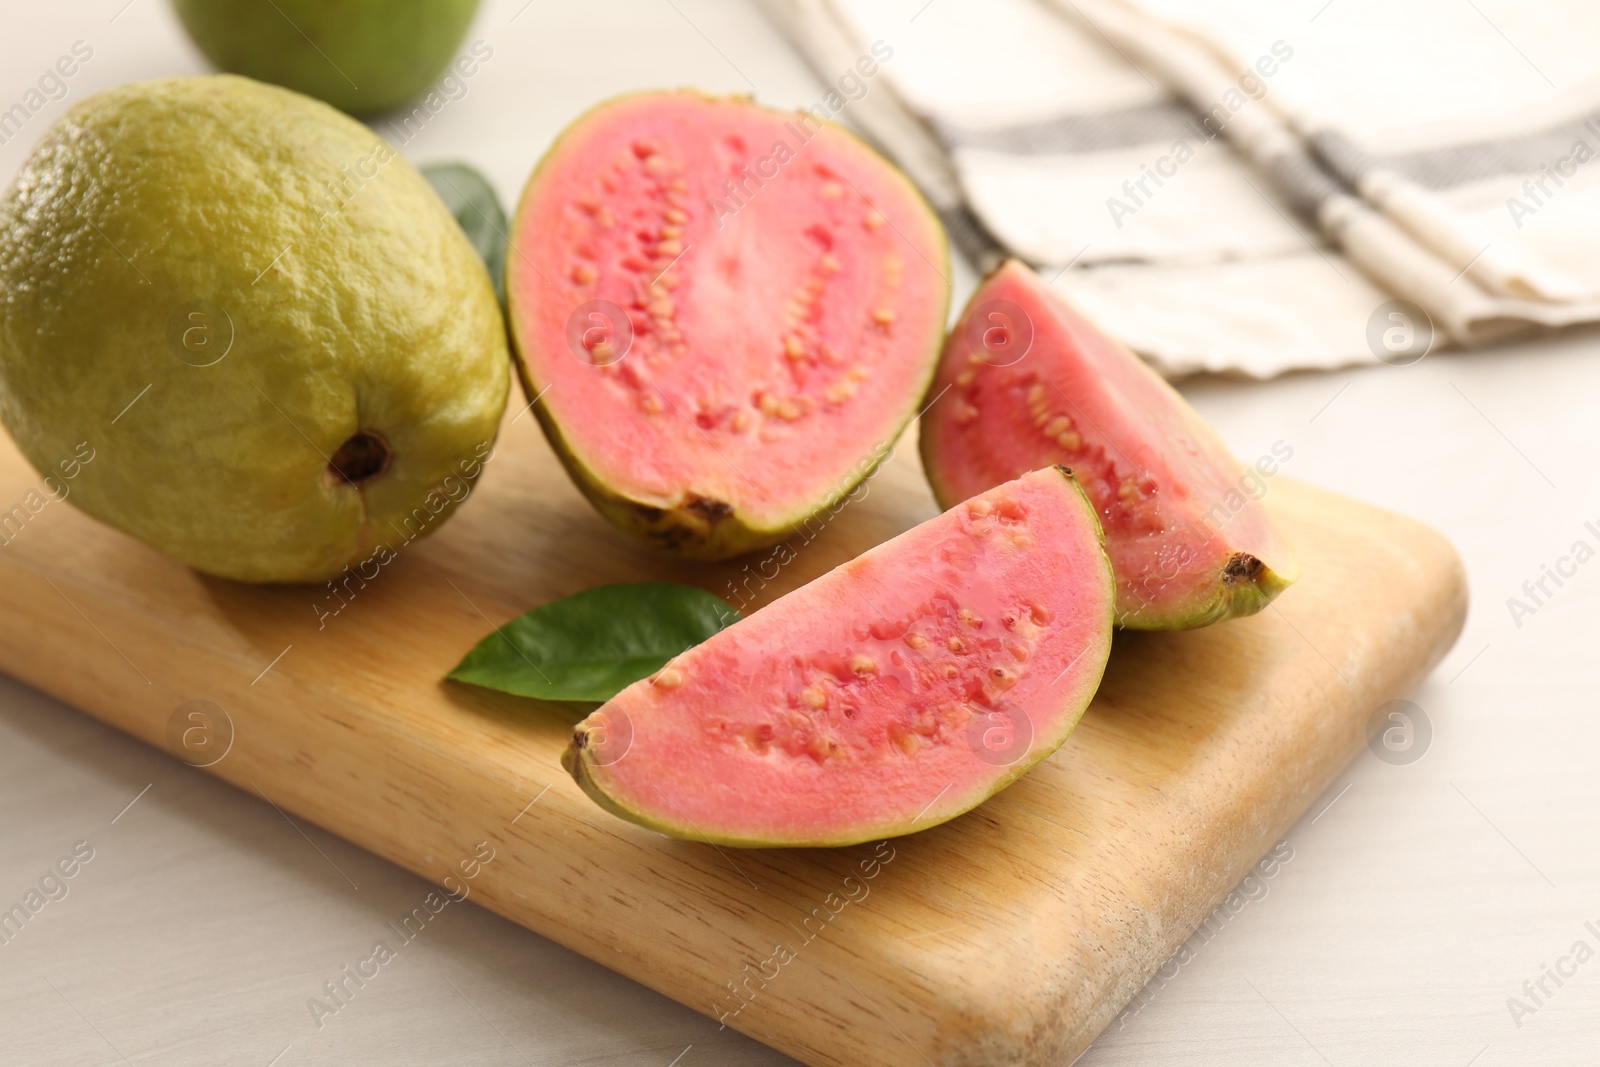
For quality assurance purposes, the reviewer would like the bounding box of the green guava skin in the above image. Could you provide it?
[172,0,480,117]
[0,76,509,583]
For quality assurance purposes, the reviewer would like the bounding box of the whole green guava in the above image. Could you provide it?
[172,0,481,116]
[0,75,509,583]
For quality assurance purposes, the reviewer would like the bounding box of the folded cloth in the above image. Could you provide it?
[761,0,1600,378]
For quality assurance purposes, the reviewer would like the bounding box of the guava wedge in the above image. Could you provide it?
[507,91,950,560]
[563,467,1114,848]
[921,260,1298,629]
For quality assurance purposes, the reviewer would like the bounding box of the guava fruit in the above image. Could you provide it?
[0,76,509,583]
[172,0,481,117]
[506,91,950,560]
[920,260,1298,629]
[563,466,1114,848]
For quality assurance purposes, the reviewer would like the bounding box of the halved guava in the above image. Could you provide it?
[921,261,1298,629]
[507,91,949,559]
[563,467,1114,848]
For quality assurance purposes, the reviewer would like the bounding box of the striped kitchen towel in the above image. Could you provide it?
[761,0,1600,378]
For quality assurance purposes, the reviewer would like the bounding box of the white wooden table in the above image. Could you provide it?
[2,2,1595,1064]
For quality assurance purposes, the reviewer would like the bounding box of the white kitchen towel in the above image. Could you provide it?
[761,0,1600,378]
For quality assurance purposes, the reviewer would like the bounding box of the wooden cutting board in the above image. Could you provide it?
[0,409,1465,1067]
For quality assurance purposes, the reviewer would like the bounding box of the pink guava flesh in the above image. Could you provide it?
[507,91,949,558]
[563,467,1114,847]
[921,261,1299,629]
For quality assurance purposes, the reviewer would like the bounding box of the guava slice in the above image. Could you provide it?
[921,261,1298,629]
[563,467,1114,848]
[507,91,950,559]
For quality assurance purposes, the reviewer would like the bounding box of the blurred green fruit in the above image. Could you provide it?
[0,75,509,583]
[172,0,481,116]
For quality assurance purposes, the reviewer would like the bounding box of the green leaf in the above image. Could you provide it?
[446,583,741,703]
[421,162,507,304]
